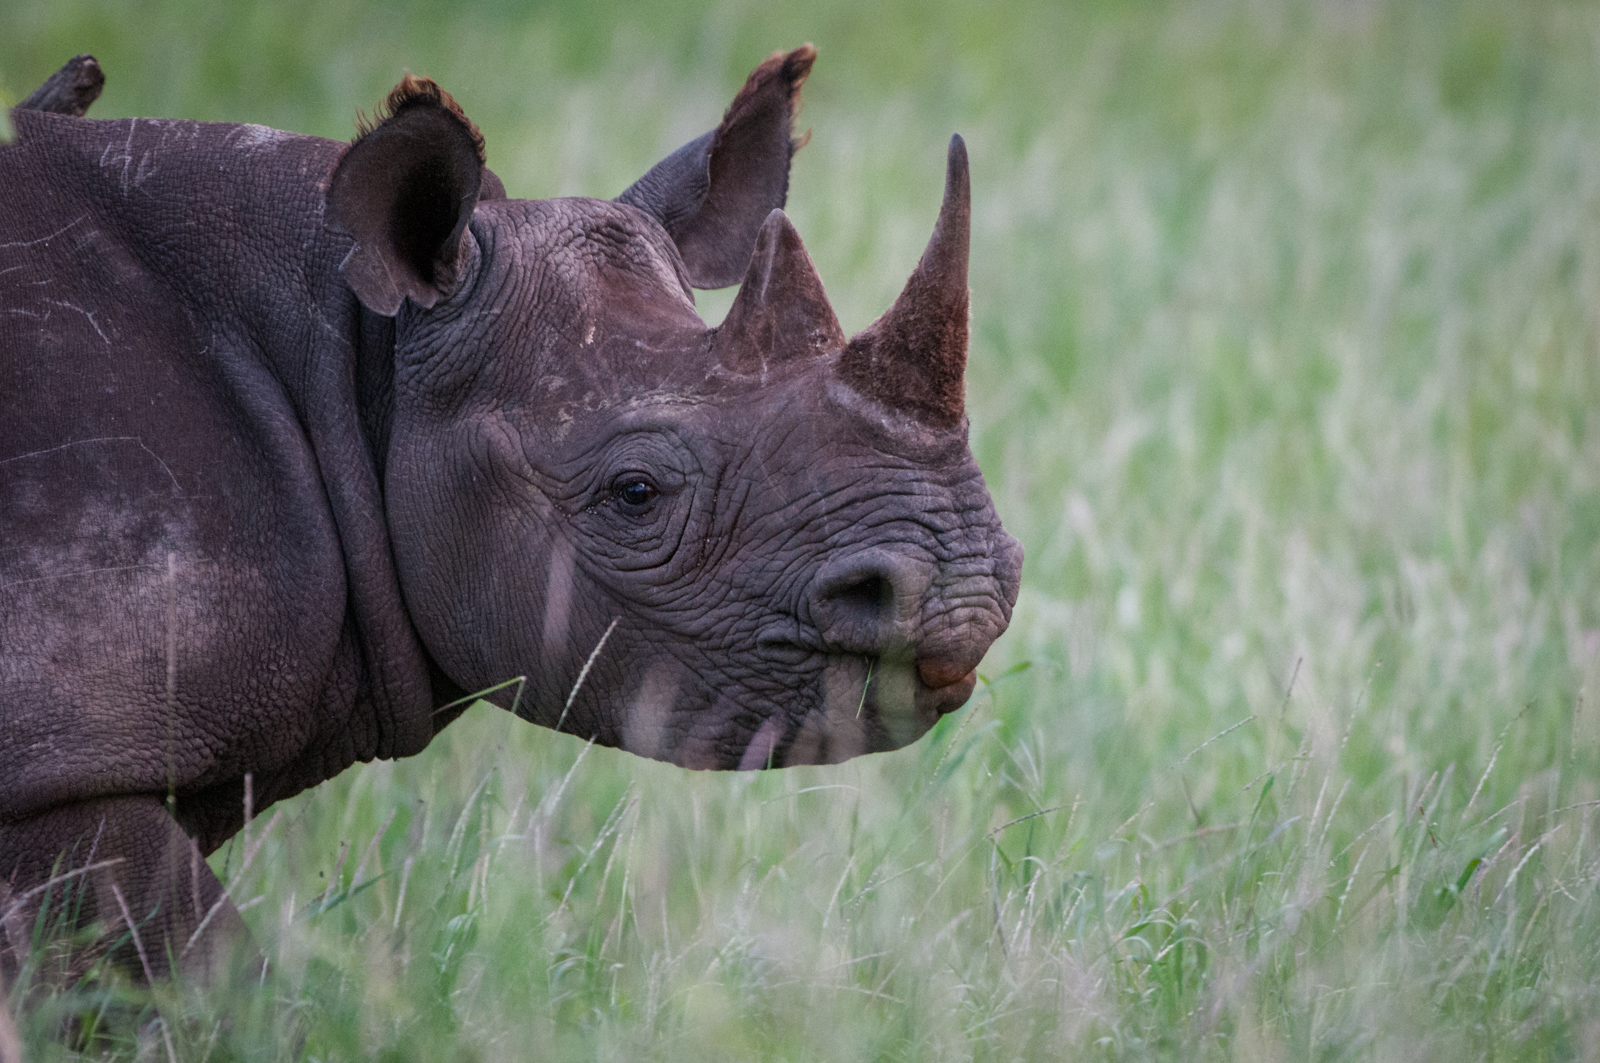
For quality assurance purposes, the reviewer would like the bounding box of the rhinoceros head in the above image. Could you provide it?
[324,47,1022,768]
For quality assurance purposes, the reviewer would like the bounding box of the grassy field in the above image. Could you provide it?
[9,0,1600,1058]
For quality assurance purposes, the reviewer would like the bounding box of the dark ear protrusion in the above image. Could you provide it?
[714,210,844,373]
[837,135,971,429]
[617,45,815,290]
[19,55,104,117]
[326,75,486,317]
[479,168,508,201]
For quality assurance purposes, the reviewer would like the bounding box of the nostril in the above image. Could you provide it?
[813,573,894,648]
[827,575,892,616]
[808,551,928,654]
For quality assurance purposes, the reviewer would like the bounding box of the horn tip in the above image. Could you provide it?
[757,208,798,245]
[946,134,969,188]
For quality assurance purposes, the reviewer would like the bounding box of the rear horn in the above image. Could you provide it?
[713,209,844,374]
[837,135,971,429]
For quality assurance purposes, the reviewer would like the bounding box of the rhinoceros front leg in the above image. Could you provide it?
[0,796,255,982]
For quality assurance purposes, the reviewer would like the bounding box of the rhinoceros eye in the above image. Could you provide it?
[613,477,658,512]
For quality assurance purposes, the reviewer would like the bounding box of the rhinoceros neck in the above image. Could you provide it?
[9,110,444,760]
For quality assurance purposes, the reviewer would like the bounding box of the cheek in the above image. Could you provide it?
[618,659,688,760]
[390,455,566,690]
[462,521,634,726]
[568,484,716,603]
[525,531,578,668]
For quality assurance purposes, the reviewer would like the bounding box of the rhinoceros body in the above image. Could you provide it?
[0,48,1020,975]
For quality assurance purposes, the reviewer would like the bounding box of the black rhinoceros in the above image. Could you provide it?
[0,46,1020,975]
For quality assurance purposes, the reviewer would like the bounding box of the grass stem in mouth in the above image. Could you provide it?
[855,658,875,719]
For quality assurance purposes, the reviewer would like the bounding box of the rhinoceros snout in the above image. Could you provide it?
[806,531,1020,701]
[911,528,1023,699]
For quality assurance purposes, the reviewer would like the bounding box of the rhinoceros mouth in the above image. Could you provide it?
[728,650,973,768]
[875,655,981,730]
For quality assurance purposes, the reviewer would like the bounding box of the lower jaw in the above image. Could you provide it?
[859,668,979,753]
[728,659,984,767]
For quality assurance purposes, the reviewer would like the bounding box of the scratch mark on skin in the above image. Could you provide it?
[0,216,88,251]
[41,299,110,344]
[121,119,137,193]
[96,121,139,194]
[5,308,48,321]
[0,562,163,593]
[230,124,293,151]
[0,436,184,493]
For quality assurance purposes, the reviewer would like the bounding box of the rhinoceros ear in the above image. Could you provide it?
[714,210,843,373]
[617,45,814,290]
[326,75,486,317]
[19,54,104,117]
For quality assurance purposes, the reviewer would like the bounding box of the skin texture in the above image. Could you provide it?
[0,47,1021,978]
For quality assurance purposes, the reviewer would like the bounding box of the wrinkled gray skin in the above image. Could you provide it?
[0,47,1020,978]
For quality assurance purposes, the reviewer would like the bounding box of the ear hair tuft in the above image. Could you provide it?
[615,44,817,290]
[354,73,486,165]
[722,44,815,159]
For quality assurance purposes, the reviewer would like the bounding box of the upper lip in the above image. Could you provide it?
[916,655,973,689]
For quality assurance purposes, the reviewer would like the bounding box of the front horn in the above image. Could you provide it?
[837,134,971,429]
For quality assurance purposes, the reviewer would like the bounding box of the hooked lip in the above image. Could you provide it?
[914,660,978,716]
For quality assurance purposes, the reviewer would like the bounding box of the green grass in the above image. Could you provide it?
[9,0,1600,1058]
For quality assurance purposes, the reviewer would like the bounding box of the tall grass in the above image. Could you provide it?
[8,0,1600,1058]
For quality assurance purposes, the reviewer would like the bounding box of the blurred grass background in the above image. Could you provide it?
[9,0,1600,1059]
